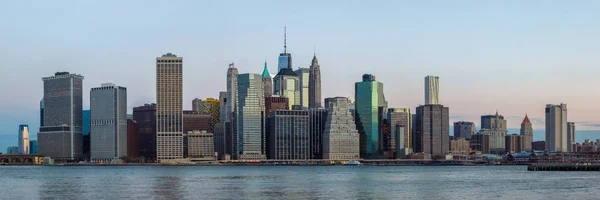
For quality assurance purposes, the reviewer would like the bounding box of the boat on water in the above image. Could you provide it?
[345,160,363,166]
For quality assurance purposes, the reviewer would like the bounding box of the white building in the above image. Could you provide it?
[425,76,440,105]
[323,97,360,160]
[545,104,568,152]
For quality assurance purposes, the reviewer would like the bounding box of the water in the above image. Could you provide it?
[0,165,598,199]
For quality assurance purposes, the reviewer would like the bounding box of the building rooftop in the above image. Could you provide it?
[522,114,531,124]
[275,68,297,76]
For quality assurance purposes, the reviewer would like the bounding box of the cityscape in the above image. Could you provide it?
[3,1,600,199]
[1,28,597,166]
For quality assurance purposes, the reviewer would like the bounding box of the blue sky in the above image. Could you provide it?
[1,1,600,150]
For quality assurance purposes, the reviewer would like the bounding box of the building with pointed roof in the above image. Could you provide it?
[309,54,322,108]
[520,114,533,151]
[273,28,300,109]
[262,61,273,98]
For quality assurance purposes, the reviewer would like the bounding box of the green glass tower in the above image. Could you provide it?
[354,74,386,159]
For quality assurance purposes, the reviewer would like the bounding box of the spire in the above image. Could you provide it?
[522,114,531,124]
[284,26,287,54]
[262,60,271,79]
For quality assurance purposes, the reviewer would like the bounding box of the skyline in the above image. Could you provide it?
[2,1,600,145]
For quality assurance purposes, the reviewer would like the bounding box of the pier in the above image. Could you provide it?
[528,163,600,171]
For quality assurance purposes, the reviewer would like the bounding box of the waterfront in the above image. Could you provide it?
[1,166,599,199]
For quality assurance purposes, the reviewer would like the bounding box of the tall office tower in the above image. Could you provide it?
[424,76,440,105]
[355,74,386,159]
[520,115,533,152]
[309,108,328,159]
[267,110,310,160]
[479,111,508,153]
[308,54,322,108]
[127,119,139,158]
[218,91,227,124]
[225,63,238,158]
[156,53,183,162]
[39,99,44,126]
[39,72,84,160]
[273,66,300,109]
[323,97,360,160]
[192,98,220,131]
[29,140,38,154]
[278,27,292,71]
[18,125,30,154]
[413,104,450,159]
[545,104,568,152]
[264,96,289,156]
[237,73,266,159]
[262,61,273,98]
[454,121,477,139]
[295,68,310,109]
[90,83,127,160]
[133,103,157,162]
[567,122,576,152]
[387,108,411,151]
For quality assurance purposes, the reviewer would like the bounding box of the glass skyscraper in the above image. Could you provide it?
[237,73,266,159]
[354,74,386,159]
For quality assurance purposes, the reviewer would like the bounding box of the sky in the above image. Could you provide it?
[1,1,600,150]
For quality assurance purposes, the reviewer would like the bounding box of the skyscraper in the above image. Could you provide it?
[413,104,450,159]
[545,104,567,152]
[90,83,127,160]
[479,111,508,153]
[424,76,440,105]
[277,27,292,71]
[133,103,156,162]
[273,67,300,109]
[262,61,273,98]
[323,97,360,160]
[156,53,183,162]
[237,73,266,159]
[454,121,476,139]
[308,54,322,108]
[39,72,84,160]
[18,125,30,154]
[225,63,238,158]
[309,108,328,159]
[127,119,139,158]
[267,110,310,160]
[295,68,310,110]
[387,108,412,151]
[219,91,227,124]
[567,122,576,152]
[82,109,91,159]
[355,74,386,159]
[520,114,533,152]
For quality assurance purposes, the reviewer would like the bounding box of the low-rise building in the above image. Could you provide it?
[187,130,215,160]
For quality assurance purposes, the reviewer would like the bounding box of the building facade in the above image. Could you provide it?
[454,121,476,139]
[567,122,576,152]
[309,108,328,159]
[451,138,471,156]
[29,140,38,154]
[39,72,84,160]
[323,97,360,160]
[470,134,490,154]
[273,68,300,109]
[308,55,322,109]
[191,98,220,132]
[237,73,266,159]
[387,108,411,151]
[187,130,215,159]
[424,76,440,105]
[520,115,533,152]
[268,110,310,160]
[18,125,30,154]
[156,53,183,161]
[262,61,273,98]
[127,119,139,158]
[355,74,386,159]
[183,110,212,133]
[479,111,508,153]
[90,83,127,160]
[133,103,156,162]
[545,104,568,152]
[295,68,310,110]
[413,104,450,159]
[505,134,525,153]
